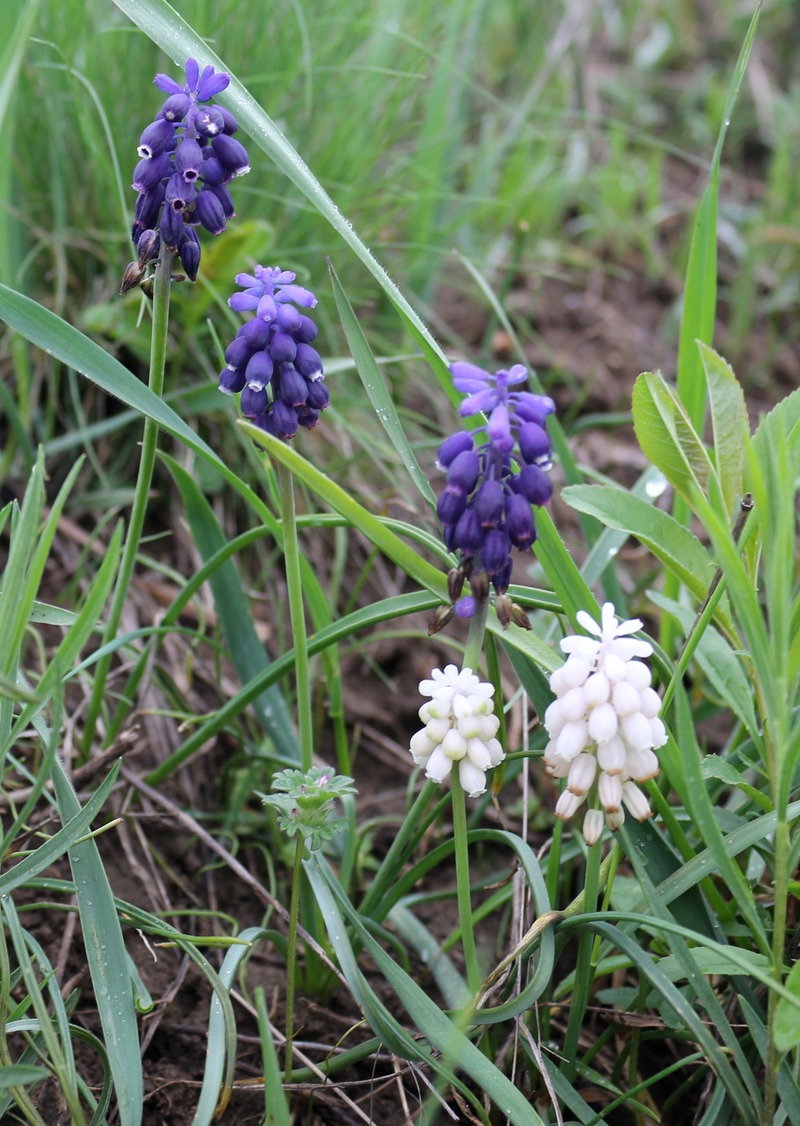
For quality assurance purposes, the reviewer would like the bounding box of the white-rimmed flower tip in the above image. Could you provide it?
[544,602,666,843]
[410,665,504,797]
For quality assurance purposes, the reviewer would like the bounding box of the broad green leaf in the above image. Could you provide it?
[28,601,77,627]
[163,454,299,762]
[328,261,437,507]
[648,590,759,741]
[772,958,800,1053]
[563,483,717,603]
[698,343,749,516]
[52,758,143,1126]
[632,372,715,506]
[751,385,800,466]
[620,817,718,941]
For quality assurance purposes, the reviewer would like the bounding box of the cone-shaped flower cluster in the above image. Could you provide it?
[127,58,250,286]
[435,363,555,628]
[543,603,667,843]
[219,265,327,439]
[409,665,504,797]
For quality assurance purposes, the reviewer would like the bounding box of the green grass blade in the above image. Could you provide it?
[328,260,436,507]
[51,759,143,1126]
[254,988,291,1126]
[564,483,720,607]
[676,8,760,430]
[306,852,546,1126]
[239,420,559,671]
[110,0,449,373]
[9,523,124,743]
[163,453,299,761]
[0,451,46,680]
[0,283,224,468]
[192,928,267,1126]
[0,763,121,895]
[0,1066,49,1090]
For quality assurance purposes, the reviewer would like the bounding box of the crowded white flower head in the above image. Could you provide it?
[410,665,504,797]
[543,603,667,843]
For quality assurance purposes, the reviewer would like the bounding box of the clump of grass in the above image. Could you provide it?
[1,3,799,1125]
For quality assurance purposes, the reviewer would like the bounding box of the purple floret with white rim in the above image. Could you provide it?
[123,57,249,291]
[433,362,555,629]
[219,265,327,441]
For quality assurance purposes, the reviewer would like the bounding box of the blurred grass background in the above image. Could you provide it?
[1,0,798,486]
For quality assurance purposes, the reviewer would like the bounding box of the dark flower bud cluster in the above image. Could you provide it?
[125,57,250,289]
[219,265,327,440]
[433,362,555,628]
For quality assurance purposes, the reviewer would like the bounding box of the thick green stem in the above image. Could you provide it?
[450,770,481,996]
[84,246,175,754]
[278,462,313,772]
[284,834,305,1083]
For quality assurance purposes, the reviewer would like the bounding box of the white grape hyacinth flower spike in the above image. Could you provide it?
[410,665,504,797]
[543,603,667,844]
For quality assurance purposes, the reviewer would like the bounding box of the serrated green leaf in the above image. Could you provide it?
[698,343,749,516]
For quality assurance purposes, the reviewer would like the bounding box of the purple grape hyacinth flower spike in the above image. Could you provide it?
[122,57,250,293]
[219,265,327,440]
[433,362,555,631]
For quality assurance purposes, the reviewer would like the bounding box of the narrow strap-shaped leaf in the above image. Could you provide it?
[329,260,437,507]
[110,0,451,381]
[164,454,299,761]
[306,852,548,1126]
[51,758,143,1126]
[0,762,122,895]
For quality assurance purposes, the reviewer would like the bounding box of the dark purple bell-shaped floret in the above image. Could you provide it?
[218,264,326,444]
[125,57,249,290]
[431,359,556,631]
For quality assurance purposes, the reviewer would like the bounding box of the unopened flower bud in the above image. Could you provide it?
[427,604,455,636]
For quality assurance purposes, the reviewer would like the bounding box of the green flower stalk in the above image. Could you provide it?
[259,766,356,1080]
